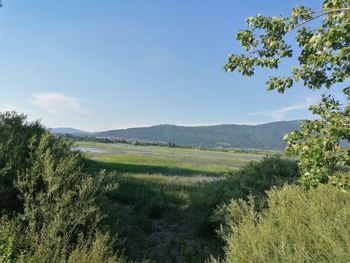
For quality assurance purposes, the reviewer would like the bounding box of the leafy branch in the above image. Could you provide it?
[225,0,350,188]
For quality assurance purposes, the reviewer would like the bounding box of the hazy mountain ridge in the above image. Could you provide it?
[98,121,300,150]
[53,120,301,150]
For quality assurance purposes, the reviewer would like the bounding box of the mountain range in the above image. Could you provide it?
[50,120,301,150]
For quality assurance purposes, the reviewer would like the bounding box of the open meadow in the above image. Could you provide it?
[77,141,264,175]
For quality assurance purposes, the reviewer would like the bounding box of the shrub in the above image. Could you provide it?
[0,218,124,263]
[188,156,299,235]
[66,233,126,263]
[0,215,29,263]
[0,112,121,262]
[229,155,298,201]
[0,112,45,212]
[213,184,350,263]
[16,133,118,260]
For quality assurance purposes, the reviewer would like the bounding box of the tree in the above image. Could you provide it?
[284,93,350,188]
[224,0,350,188]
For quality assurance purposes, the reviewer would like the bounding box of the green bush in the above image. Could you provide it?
[188,156,299,235]
[228,155,298,200]
[0,216,28,262]
[213,184,350,263]
[66,233,127,263]
[0,112,45,212]
[0,217,125,263]
[329,171,350,190]
[0,112,122,262]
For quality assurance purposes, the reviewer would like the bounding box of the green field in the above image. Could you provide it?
[77,141,263,175]
[76,141,265,262]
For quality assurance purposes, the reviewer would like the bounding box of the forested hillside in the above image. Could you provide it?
[96,121,300,150]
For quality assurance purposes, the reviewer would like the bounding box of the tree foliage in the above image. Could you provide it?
[225,0,350,187]
[284,92,350,188]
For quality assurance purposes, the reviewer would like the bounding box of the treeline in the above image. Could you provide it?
[56,133,276,155]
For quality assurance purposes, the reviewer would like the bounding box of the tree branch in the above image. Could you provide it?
[291,8,350,31]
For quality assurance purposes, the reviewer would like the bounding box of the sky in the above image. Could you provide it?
[0,0,330,131]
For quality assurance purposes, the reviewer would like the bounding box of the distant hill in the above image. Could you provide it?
[49,127,95,137]
[95,120,301,150]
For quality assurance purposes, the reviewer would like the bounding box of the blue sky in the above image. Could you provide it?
[0,0,327,131]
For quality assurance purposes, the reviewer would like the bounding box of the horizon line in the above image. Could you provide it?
[50,119,301,133]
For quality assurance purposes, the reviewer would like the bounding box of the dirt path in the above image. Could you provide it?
[114,202,213,263]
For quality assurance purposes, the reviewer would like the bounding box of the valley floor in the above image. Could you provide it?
[78,141,264,262]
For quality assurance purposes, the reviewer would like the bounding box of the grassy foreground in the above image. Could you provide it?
[78,141,266,262]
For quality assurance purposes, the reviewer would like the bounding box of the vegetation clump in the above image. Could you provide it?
[0,112,123,262]
[188,156,298,234]
[212,184,350,263]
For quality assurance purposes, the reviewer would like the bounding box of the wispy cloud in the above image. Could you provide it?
[249,96,319,120]
[31,93,90,115]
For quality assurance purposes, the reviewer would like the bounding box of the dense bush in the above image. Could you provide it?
[0,216,126,263]
[228,155,298,200]
[0,112,45,212]
[188,156,299,235]
[0,112,122,262]
[212,184,350,263]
